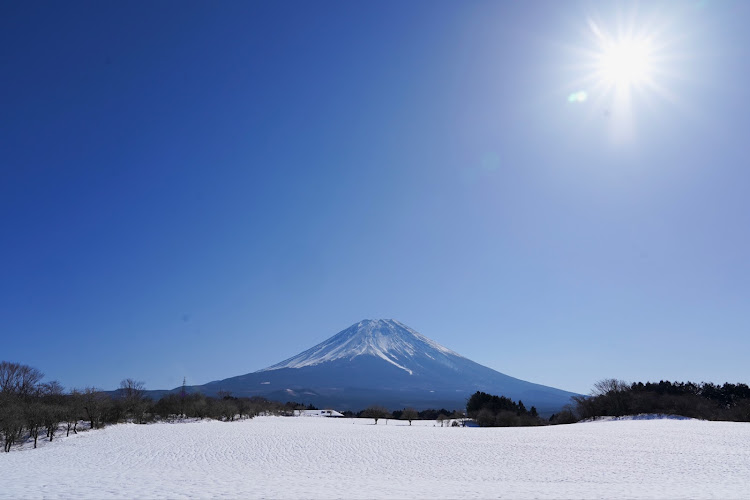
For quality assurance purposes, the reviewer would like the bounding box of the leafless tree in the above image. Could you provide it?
[237,398,257,420]
[41,381,65,442]
[592,378,629,396]
[400,407,418,426]
[0,361,44,397]
[64,390,83,436]
[25,400,44,448]
[41,380,64,396]
[43,403,63,442]
[209,398,235,421]
[550,404,578,424]
[119,378,144,397]
[0,394,23,452]
[0,362,45,451]
[119,379,147,423]
[82,387,109,430]
[362,405,389,424]
[591,379,631,417]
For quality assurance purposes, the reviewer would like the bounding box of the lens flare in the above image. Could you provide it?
[568,91,588,103]
[563,8,685,144]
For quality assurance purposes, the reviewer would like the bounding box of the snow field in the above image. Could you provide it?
[2,416,749,499]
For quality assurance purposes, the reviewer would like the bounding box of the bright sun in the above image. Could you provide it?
[567,9,685,142]
[597,38,654,88]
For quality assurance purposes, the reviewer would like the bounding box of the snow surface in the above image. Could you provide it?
[583,413,696,422]
[258,319,463,375]
[2,416,749,499]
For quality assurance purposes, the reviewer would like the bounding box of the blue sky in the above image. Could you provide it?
[2,0,748,395]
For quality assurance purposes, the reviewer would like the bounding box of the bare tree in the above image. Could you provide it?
[0,362,45,450]
[591,379,631,417]
[550,404,578,424]
[82,387,109,430]
[237,398,256,420]
[43,403,63,442]
[25,400,44,448]
[0,361,44,397]
[361,405,389,425]
[0,362,16,394]
[64,390,83,437]
[400,407,418,426]
[41,381,65,442]
[119,379,147,424]
[0,394,23,452]
[592,378,629,396]
[41,380,64,396]
[119,379,145,399]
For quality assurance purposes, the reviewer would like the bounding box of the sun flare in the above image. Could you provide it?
[564,12,681,142]
[597,38,653,88]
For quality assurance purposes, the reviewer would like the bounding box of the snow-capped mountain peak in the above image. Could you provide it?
[258,319,463,375]
[181,319,579,412]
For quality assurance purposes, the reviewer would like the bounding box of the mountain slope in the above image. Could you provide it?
[181,319,579,412]
[260,319,463,375]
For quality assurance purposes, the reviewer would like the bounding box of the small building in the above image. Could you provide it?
[293,409,344,417]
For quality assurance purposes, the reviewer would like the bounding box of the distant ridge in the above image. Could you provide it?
[171,319,579,412]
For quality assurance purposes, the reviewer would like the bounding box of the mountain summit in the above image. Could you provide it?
[260,319,461,375]
[184,319,578,412]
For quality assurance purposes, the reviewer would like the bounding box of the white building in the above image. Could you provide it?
[293,409,344,417]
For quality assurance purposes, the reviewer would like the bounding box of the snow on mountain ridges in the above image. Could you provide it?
[257,319,464,375]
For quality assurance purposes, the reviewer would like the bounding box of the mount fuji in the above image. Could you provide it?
[180,319,579,412]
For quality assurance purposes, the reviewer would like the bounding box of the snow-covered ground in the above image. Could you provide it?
[2,416,749,499]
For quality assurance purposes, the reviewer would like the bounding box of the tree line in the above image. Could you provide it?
[572,378,750,422]
[10,358,744,450]
[1,360,476,453]
[0,361,310,452]
[466,391,544,427]
[355,406,465,425]
[465,380,750,427]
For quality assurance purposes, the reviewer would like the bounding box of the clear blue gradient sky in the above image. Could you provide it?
[2,1,748,395]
